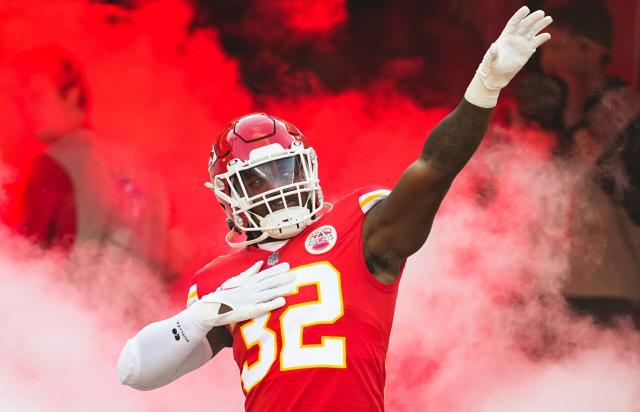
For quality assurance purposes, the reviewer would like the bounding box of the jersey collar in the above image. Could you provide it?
[256,240,289,252]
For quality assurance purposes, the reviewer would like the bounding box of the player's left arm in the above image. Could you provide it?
[362,7,552,282]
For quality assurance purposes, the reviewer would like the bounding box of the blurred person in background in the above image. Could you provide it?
[540,0,640,327]
[511,71,566,133]
[11,46,187,283]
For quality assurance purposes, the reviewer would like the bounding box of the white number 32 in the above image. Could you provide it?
[239,262,346,392]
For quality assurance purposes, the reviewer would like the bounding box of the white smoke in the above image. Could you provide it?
[0,165,243,412]
[386,128,640,411]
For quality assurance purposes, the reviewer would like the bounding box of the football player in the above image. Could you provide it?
[118,7,552,411]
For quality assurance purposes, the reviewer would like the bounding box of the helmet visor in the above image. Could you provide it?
[233,157,303,198]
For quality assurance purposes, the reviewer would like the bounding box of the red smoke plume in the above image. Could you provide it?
[1,1,639,411]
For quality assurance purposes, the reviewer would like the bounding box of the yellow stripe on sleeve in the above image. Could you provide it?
[186,284,198,308]
[359,193,383,208]
[358,189,391,214]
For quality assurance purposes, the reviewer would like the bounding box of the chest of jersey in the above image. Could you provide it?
[237,215,397,390]
[193,188,400,411]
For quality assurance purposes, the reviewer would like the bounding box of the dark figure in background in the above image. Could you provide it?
[539,1,640,327]
[513,72,566,133]
[13,46,185,282]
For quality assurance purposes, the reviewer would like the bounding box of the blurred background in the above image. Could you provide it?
[2,0,639,320]
[1,0,640,410]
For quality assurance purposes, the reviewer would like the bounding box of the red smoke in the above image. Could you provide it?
[265,0,347,34]
[0,0,252,270]
[1,1,639,411]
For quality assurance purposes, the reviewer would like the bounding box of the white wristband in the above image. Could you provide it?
[464,72,501,109]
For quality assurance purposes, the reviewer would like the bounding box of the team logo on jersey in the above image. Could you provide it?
[305,225,337,255]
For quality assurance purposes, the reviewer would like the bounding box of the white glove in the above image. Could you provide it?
[465,6,553,108]
[118,261,295,390]
[190,261,295,330]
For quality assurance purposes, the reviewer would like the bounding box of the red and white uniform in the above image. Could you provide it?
[188,186,403,411]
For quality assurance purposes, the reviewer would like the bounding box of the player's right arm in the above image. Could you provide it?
[117,261,295,390]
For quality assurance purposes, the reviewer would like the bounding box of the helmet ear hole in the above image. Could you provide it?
[226,218,235,230]
[214,178,225,191]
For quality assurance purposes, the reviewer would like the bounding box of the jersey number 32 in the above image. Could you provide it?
[239,261,345,392]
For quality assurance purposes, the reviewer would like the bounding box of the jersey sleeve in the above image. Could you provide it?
[185,254,245,308]
[356,186,391,214]
[185,260,215,308]
[186,283,199,308]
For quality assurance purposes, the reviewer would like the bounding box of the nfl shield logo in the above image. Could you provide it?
[267,252,280,266]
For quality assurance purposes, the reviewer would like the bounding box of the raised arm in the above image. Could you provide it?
[363,7,552,283]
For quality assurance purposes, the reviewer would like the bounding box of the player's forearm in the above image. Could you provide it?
[117,262,294,390]
[118,309,213,390]
[420,99,493,175]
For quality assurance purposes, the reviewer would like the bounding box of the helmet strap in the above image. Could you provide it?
[225,229,269,248]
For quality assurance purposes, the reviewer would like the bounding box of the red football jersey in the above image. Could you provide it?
[189,186,402,411]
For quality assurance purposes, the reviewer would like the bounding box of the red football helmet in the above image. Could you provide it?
[206,113,327,247]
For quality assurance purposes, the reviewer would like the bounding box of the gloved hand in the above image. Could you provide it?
[190,261,295,330]
[117,261,295,390]
[465,6,553,108]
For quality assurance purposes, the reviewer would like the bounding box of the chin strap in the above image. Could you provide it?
[225,230,269,248]
[224,202,334,248]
